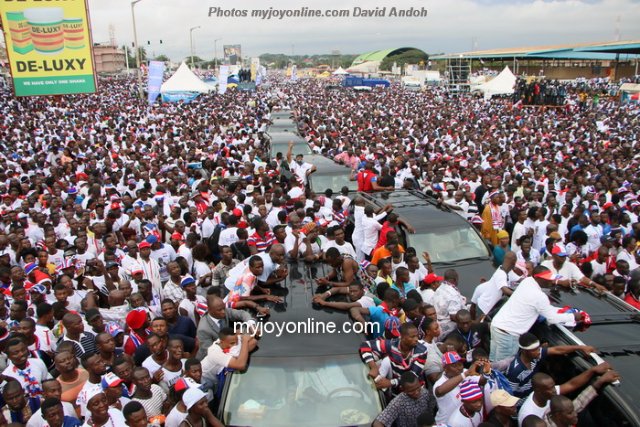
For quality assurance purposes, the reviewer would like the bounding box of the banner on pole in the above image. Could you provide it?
[147,60,165,104]
[218,65,229,94]
[0,0,97,96]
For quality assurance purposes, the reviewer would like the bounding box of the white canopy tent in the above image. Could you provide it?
[160,62,211,94]
[475,66,516,99]
[332,67,349,75]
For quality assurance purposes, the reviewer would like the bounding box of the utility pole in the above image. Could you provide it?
[190,26,201,69]
[131,0,144,99]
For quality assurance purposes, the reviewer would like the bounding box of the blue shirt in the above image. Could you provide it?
[169,315,197,338]
[390,282,416,300]
[368,306,391,338]
[63,416,82,427]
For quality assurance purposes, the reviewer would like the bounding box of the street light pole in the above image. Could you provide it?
[189,26,201,69]
[214,38,221,72]
[131,0,143,99]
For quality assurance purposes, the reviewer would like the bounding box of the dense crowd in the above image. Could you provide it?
[0,72,636,427]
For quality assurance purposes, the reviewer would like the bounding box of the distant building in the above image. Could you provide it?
[93,44,126,73]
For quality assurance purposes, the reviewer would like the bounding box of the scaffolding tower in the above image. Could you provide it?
[445,57,471,93]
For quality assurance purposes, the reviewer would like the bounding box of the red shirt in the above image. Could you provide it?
[624,293,640,310]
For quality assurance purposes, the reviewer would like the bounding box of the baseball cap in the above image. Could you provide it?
[145,235,158,245]
[107,323,124,338]
[84,385,105,407]
[170,232,184,241]
[423,273,444,285]
[183,388,206,410]
[496,230,509,240]
[551,245,567,257]
[459,380,483,402]
[24,262,38,275]
[180,275,196,288]
[138,241,151,249]
[533,269,554,281]
[28,283,47,294]
[490,389,519,407]
[442,351,462,365]
[100,372,124,390]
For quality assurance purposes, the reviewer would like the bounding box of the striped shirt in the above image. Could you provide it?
[247,231,275,253]
[60,332,97,359]
[359,338,428,389]
[132,384,166,418]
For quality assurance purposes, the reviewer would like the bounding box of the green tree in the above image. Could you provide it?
[154,54,170,62]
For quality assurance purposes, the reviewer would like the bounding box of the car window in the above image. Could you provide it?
[409,226,490,263]
[311,174,357,193]
[222,355,382,427]
[272,143,311,157]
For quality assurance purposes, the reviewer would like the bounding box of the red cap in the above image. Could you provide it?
[171,232,184,241]
[138,241,151,249]
[423,273,444,285]
[533,269,554,280]
[126,308,148,329]
[232,208,243,217]
[110,202,121,210]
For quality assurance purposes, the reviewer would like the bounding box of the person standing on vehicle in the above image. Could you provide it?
[287,141,316,187]
[356,162,393,192]
[489,266,582,362]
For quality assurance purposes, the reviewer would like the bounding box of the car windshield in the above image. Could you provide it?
[311,173,357,193]
[409,226,490,263]
[222,355,382,427]
[271,143,311,157]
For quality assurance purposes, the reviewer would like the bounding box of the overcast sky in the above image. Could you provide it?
[87,0,640,60]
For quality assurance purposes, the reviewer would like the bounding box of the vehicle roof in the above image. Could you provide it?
[358,190,494,296]
[307,155,353,174]
[546,287,640,425]
[360,189,487,236]
[254,260,366,358]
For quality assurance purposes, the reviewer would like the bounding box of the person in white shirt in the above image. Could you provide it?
[287,142,316,186]
[352,200,388,261]
[510,209,529,253]
[616,236,639,271]
[201,328,257,382]
[218,216,240,247]
[540,245,606,292]
[470,251,517,318]
[490,266,582,362]
[445,191,470,218]
[433,351,483,424]
[447,379,484,427]
[518,364,614,425]
[361,205,384,260]
[323,226,356,258]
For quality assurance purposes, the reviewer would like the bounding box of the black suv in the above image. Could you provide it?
[539,286,640,426]
[356,190,495,298]
[217,261,384,427]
